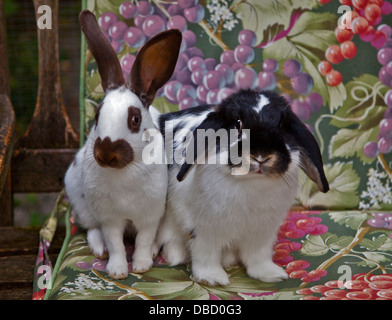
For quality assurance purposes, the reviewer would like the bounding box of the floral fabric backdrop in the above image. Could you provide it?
[81,0,392,210]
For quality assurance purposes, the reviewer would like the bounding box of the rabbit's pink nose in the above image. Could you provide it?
[94,137,134,168]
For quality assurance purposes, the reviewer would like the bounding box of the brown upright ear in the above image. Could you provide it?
[129,29,182,108]
[79,10,125,91]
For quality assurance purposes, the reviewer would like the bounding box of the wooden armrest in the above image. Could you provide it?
[0,93,15,195]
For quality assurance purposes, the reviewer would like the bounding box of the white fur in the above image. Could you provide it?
[254,95,270,113]
[157,150,301,286]
[65,88,167,279]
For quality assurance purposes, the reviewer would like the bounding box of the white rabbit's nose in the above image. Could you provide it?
[94,136,134,168]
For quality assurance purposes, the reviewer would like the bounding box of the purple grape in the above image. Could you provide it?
[179,40,187,54]
[305,92,323,113]
[188,56,205,72]
[379,66,392,87]
[196,84,208,102]
[167,4,183,16]
[184,4,205,23]
[204,58,217,71]
[363,141,379,158]
[262,59,278,72]
[291,99,311,121]
[386,61,392,76]
[111,40,124,53]
[234,45,255,64]
[232,62,244,72]
[283,59,302,78]
[143,15,165,38]
[178,0,197,9]
[134,15,146,28]
[119,2,137,19]
[186,47,204,58]
[108,21,127,41]
[238,29,257,47]
[191,68,206,85]
[164,81,182,103]
[98,12,118,31]
[220,50,236,65]
[203,70,225,90]
[167,15,187,32]
[367,217,389,228]
[380,119,392,139]
[217,88,236,102]
[377,24,392,38]
[234,67,258,90]
[175,53,189,72]
[175,69,192,84]
[378,136,392,154]
[291,73,314,95]
[120,54,136,73]
[177,84,197,101]
[124,27,146,48]
[183,30,197,47]
[179,97,197,110]
[378,48,392,65]
[215,64,234,85]
[137,1,154,17]
[385,89,392,108]
[258,71,277,90]
[206,89,219,104]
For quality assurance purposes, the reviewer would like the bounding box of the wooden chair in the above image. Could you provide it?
[0,0,78,299]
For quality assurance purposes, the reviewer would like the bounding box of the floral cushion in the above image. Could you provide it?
[43,208,392,300]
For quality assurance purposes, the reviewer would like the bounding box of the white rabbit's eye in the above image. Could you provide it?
[128,106,142,133]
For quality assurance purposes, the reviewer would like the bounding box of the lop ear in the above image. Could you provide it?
[283,108,329,193]
[79,10,125,91]
[129,29,182,108]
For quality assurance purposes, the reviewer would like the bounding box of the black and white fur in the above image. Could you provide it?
[155,89,329,286]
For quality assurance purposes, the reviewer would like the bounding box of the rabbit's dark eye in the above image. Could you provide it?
[128,106,142,133]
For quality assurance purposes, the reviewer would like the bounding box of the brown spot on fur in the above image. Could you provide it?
[94,137,134,168]
[128,106,142,133]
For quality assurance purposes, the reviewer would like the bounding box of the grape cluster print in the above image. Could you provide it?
[318,0,392,87]
[297,273,392,300]
[94,0,327,123]
[272,211,329,284]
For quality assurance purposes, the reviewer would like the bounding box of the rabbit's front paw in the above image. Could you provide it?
[192,265,230,286]
[247,262,288,283]
[132,257,153,273]
[106,257,129,280]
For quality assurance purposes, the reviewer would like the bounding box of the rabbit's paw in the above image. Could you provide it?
[192,265,230,287]
[106,257,129,280]
[132,257,153,273]
[247,262,288,283]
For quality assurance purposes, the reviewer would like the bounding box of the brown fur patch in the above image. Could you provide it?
[93,137,134,169]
